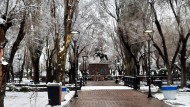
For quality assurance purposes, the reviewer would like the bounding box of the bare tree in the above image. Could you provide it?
[0,0,27,106]
[99,0,148,76]
[24,0,45,84]
[56,0,79,83]
[149,0,190,86]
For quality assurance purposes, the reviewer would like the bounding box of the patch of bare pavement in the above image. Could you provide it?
[66,81,171,107]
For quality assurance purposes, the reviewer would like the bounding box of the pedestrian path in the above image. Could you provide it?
[66,80,171,107]
[81,86,132,90]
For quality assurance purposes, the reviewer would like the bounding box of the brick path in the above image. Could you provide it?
[66,80,170,107]
[86,80,123,86]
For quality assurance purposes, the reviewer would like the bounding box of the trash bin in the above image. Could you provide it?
[62,86,67,101]
[47,83,62,106]
[161,85,178,100]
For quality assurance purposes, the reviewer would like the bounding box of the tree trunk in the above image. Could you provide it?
[180,41,187,87]
[56,0,78,84]
[19,55,25,83]
[10,65,14,82]
[181,64,187,87]
[166,64,172,85]
[125,58,135,76]
[46,65,53,83]
[28,43,43,84]
[136,62,140,75]
[32,58,40,84]
[0,15,24,107]
[0,65,7,107]
[56,55,63,83]
[46,50,53,83]
[69,63,75,84]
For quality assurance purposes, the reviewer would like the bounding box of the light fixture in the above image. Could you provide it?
[71,31,80,34]
[72,30,80,98]
[144,30,154,33]
[144,29,153,98]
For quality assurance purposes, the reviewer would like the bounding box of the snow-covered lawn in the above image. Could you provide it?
[153,91,190,107]
[5,91,75,107]
[140,85,190,107]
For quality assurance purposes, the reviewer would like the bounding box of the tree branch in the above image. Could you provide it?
[150,2,169,64]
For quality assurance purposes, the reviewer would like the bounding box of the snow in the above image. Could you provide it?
[0,18,5,24]
[153,92,190,107]
[138,85,190,107]
[1,57,8,65]
[2,61,8,65]
[5,91,75,107]
[140,84,159,92]
[4,83,190,107]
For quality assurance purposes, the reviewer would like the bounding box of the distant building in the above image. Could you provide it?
[88,63,110,81]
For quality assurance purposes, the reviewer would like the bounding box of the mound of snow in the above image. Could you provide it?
[140,84,159,92]
[0,18,5,24]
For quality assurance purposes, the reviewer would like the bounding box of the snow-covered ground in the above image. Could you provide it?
[5,91,75,107]
[4,83,190,107]
[153,92,190,107]
[153,90,190,107]
[140,85,190,107]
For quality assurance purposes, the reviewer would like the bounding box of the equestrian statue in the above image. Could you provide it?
[93,48,108,62]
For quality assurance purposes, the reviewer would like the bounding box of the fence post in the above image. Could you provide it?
[134,77,137,90]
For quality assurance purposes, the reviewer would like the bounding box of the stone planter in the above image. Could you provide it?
[161,85,177,100]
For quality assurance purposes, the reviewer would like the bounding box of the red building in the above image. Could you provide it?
[88,63,110,81]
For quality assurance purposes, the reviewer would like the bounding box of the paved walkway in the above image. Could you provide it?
[66,81,170,107]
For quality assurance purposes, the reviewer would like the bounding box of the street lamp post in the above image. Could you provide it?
[71,31,80,98]
[116,62,120,84]
[73,40,78,97]
[144,30,153,98]
[147,39,152,98]
[18,54,21,83]
[115,58,118,84]
[82,55,88,86]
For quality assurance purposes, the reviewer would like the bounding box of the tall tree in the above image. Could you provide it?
[0,0,27,106]
[149,0,190,86]
[24,0,44,84]
[99,0,148,76]
[56,0,79,83]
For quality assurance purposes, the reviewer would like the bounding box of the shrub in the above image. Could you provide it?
[19,86,31,92]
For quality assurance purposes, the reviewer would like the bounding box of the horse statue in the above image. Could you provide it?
[94,51,108,62]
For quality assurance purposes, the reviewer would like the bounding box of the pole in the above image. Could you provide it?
[18,55,21,83]
[115,60,118,84]
[82,56,85,86]
[74,40,78,97]
[148,39,152,98]
[84,56,87,84]
[82,56,88,84]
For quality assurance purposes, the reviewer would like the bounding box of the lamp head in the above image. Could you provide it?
[144,30,154,33]
[71,31,80,34]
[144,29,154,39]
[82,56,88,61]
[71,30,80,41]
